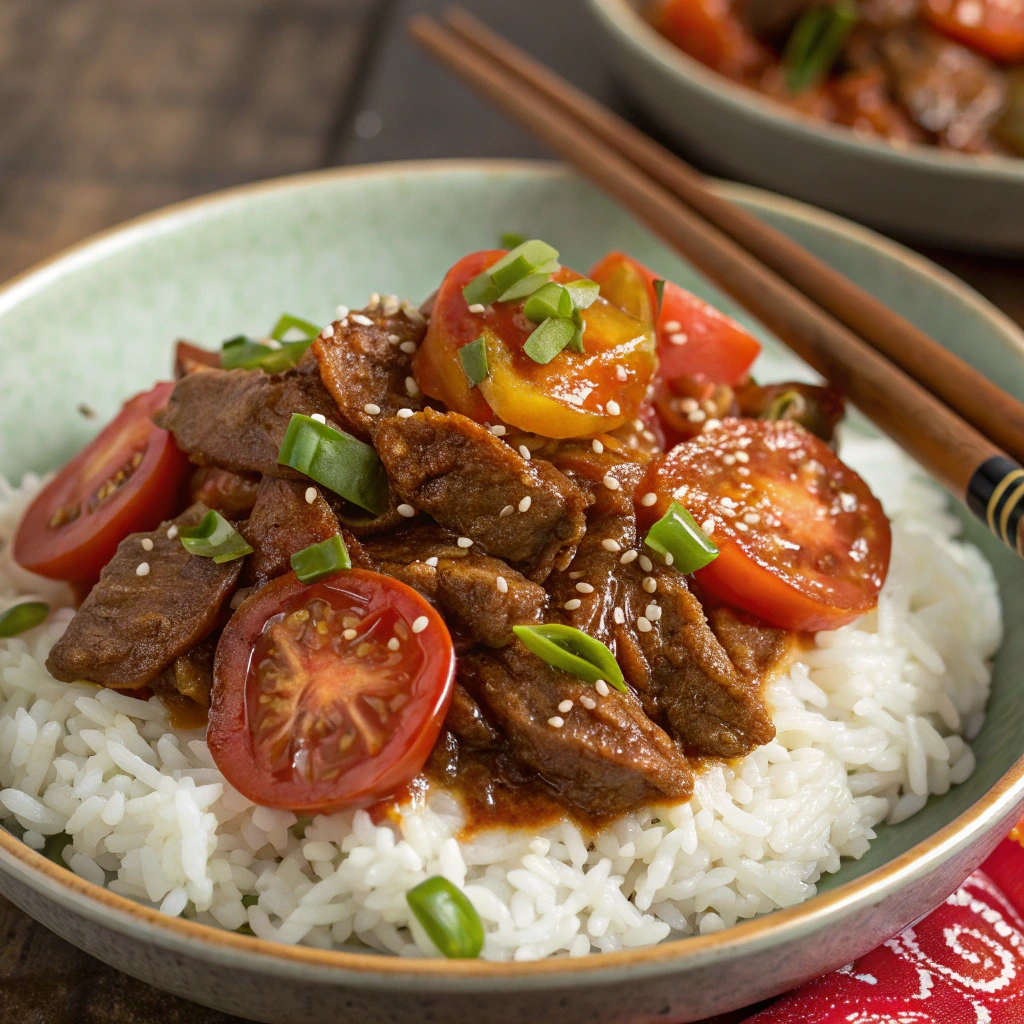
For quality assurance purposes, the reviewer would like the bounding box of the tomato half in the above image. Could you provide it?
[923,0,1024,62]
[208,570,456,814]
[590,252,761,385]
[650,0,768,78]
[638,419,890,632]
[13,383,190,583]
[414,250,657,438]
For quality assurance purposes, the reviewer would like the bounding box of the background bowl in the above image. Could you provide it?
[0,160,1023,1023]
[586,0,1024,254]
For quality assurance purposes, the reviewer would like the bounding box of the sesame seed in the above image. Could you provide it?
[499,505,514,517]
[737,467,750,477]
[364,403,381,415]
[595,679,610,696]
[399,341,417,354]
[496,576,508,594]
[568,571,584,579]
[563,598,582,610]
[606,400,621,416]
[704,418,722,431]
[669,332,688,346]
[616,366,628,381]
[519,445,532,460]
[343,628,358,640]
[368,292,381,310]
[405,376,420,397]
[637,616,653,632]
[619,549,638,565]
[382,294,400,316]
[397,504,416,518]
[701,518,715,535]
[411,615,429,634]
[679,397,699,413]
[744,512,761,525]
[396,408,414,418]
[136,562,150,577]
[467,303,486,314]
[664,552,674,566]
[735,450,750,463]
[633,418,644,431]
[518,496,532,513]
[305,487,317,504]
[643,576,657,593]
[457,537,473,548]
[402,301,427,325]
[601,538,622,552]
[639,555,653,572]
[311,413,327,424]
[613,606,625,624]
[646,603,662,621]
[640,492,657,507]
[642,429,657,443]
[575,582,595,594]
[388,333,401,345]
[547,716,564,729]
[339,319,349,328]
[351,313,374,327]
[425,556,439,567]
[558,699,574,714]
[723,454,736,465]
[141,538,154,551]
[387,637,400,651]
[166,525,179,540]
[687,410,706,423]
[490,424,507,436]
[335,304,350,320]
[321,324,335,339]
[591,439,604,454]
[603,474,620,491]
[663,320,681,332]
[580,695,597,710]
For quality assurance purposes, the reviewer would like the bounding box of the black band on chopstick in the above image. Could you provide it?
[968,456,1024,553]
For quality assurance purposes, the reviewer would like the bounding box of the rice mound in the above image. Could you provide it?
[0,437,1002,960]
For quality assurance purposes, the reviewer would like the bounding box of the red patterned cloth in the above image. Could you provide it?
[743,817,1024,1023]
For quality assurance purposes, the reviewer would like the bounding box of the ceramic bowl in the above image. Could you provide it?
[1,161,1022,1024]
[586,0,1024,254]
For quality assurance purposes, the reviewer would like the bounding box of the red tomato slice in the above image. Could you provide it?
[923,0,1024,62]
[590,252,761,385]
[174,340,220,378]
[650,0,768,78]
[208,570,456,814]
[414,250,657,438]
[638,419,891,631]
[13,383,190,583]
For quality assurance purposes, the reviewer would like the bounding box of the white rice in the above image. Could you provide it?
[0,436,1002,959]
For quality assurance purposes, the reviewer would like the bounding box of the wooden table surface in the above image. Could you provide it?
[1,1,1021,1021]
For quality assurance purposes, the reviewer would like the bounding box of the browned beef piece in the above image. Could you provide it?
[374,409,588,581]
[706,605,795,681]
[741,0,819,38]
[445,683,503,750]
[155,356,339,478]
[153,633,217,711]
[188,467,260,519]
[734,380,845,444]
[361,523,546,648]
[174,340,220,378]
[538,436,649,518]
[46,505,240,689]
[241,478,341,588]
[459,643,692,816]
[313,310,426,441]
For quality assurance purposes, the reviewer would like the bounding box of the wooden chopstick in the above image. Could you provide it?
[409,12,1024,559]
[442,7,1024,471]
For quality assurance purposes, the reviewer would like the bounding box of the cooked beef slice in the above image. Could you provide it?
[241,478,341,587]
[374,408,588,580]
[538,436,650,519]
[188,466,260,519]
[705,605,795,681]
[153,633,217,709]
[444,683,503,750]
[459,643,692,816]
[155,356,339,477]
[361,523,546,648]
[313,310,426,441]
[47,504,240,689]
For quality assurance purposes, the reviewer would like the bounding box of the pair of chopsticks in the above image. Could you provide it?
[410,9,1024,559]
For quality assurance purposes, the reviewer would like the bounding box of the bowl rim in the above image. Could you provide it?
[587,0,1024,182]
[1,157,1023,983]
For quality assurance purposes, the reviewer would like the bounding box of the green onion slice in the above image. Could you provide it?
[500,231,526,249]
[278,414,389,515]
[406,876,484,959]
[653,279,666,318]
[766,389,807,422]
[221,335,312,374]
[290,534,351,583]
[496,262,560,302]
[523,317,577,365]
[463,240,560,306]
[0,601,49,638]
[269,313,321,342]
[524,282,574,324]
[565,278,600,310]
[784,0,858,94]
[513,624,626,692]
[568,307,586,353]
[459,336,490,388]
[179,511,254,564]
[645,501,719,574]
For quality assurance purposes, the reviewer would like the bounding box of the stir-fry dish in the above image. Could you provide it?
[649,0,1024,155]
[0,240,999,959]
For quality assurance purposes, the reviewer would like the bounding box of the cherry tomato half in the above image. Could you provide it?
[650,0,768,78]
[590,252,762,386]
[208,570,456,814]
[414,250,657,438]
[13,383,190,583]
[638,419,891,631]
[923,0,1024,63]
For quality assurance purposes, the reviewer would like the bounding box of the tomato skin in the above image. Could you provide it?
[650,0,768,78]
[922,0,1024,62]
[590,252,761,386]
[638,419,890,632]
[209,570,455,814]
[13,383,190,584]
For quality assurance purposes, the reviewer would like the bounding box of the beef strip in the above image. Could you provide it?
[459,643,692,816]
[444,683,503,750]
[313,309,426,441]
[188,466,260,519]
[155,355,340,478]
[46,504,240,689]
[705,605,795,682]
[241,478,341,588]
[374,408,589,581]
[153,633,217,710]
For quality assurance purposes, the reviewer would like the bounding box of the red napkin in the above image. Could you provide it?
[742,816,1024,1022]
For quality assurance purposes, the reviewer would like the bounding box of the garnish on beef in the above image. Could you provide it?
[46,504,240,689]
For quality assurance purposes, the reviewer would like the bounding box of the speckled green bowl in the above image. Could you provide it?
[0,161,1022,1023]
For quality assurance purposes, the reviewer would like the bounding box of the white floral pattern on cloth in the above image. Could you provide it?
[743,832,1024,1023]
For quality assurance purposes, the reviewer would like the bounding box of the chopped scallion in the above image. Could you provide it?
[500,232,526,249]
[278,414,389,515]
[766,389,807,422]
[513,624,626,692]
[565,278,600,310]
[496,262,560,302]
[784,0,858,94]
[523,317,577,365]
[0,601,49,638]
[524,282,574,324]
[221,335,312,374]
[406,876,484,959]
[463,240,560,306]
[290,535,351,583]
[653,279,666,318]
[459,336,490,388]
[179,511,254,564]
[568,307,586,353]
[269,313,321,342]
[645,501,719,574]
